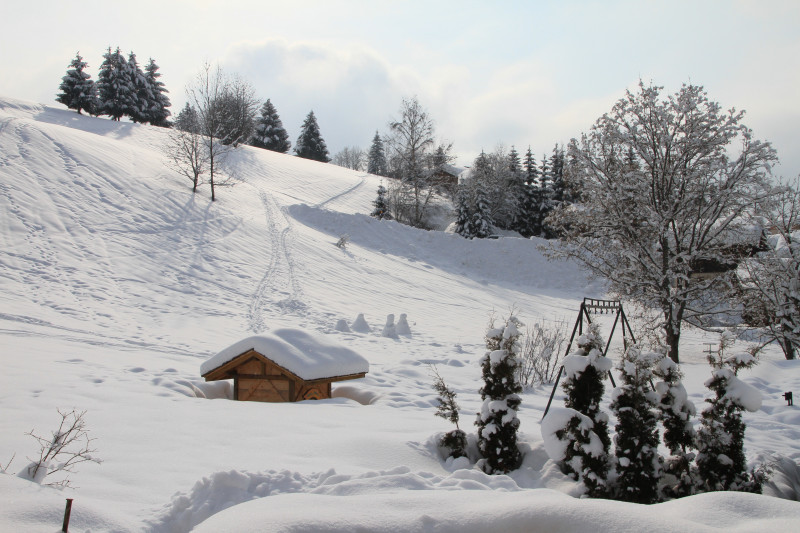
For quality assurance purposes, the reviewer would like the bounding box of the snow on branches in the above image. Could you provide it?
[476,314,523,474]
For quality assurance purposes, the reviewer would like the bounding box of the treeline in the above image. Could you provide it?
[360,97,569,237]
[56,48,171,126]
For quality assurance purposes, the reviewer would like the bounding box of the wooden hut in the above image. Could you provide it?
[201,329,369,402]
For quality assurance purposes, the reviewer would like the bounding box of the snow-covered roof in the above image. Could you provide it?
[201,329,369,381]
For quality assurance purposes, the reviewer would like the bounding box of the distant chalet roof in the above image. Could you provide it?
[201,328,369,381]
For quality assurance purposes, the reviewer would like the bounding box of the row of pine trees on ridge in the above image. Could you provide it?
[57,50,570,240]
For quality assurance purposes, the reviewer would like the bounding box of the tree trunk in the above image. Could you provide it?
[664,303,682,364]
[780,325,796,360]
[209,152,216,201]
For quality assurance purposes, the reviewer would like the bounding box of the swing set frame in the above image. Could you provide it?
[542,298,635,419]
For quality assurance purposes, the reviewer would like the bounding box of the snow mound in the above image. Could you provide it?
[192,486,800,533]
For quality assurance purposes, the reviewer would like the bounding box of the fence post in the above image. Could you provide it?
[62,498,73,533]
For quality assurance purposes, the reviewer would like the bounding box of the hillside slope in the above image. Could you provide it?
[1,97,798,532]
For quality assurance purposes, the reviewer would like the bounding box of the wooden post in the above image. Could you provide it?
[62,498,73,533]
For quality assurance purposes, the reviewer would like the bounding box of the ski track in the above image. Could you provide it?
[248,192,306,333]
[314,176,366,209]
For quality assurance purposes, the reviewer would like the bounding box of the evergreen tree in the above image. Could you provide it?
[610,344,662,503]
[174,103,199,133]
[143,58,171,127]
[251,99,291,152]
[470,183,493,239]
[523,147,538,187]
[559,323,612,496]
[367,131,387,176]
[653,350,698,498]
[508,145,521,175]
[550,144,566,204]
[56,52,98,115]
[432,366,467,459]
[537,153,557,238]
[125,52,148,123]
[432,145,447,170]
[97,47,135,121]
[476,314,523,474]
[370,182,392,220]
[294,110,330,162]
[516,147,540,237]
[454,189,473,239]
[696,333,763,492]
[505,146,526,232]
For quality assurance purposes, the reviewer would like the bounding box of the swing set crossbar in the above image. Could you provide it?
[582,298,621,311]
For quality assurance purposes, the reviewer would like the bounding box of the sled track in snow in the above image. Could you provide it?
[247,192,305,332]
[314,176,366,209]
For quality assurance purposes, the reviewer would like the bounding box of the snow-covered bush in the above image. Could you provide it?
[516,317,568,386]
[610,344,662,503]
[476,314,523,474]
[557,323,611,496]
[431,366,467,459]
[696,333,764,492]
[653,349,698,498]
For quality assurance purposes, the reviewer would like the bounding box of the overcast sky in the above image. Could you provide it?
[2,0,798,177]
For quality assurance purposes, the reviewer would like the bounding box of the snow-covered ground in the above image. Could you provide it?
[1,96,799,532]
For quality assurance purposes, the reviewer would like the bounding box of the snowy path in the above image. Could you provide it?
[314,175,367,209]
[248,192,306,332]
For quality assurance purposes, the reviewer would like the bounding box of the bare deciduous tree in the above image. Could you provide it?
[386,97,436,228]
[164,103,205,193]
[183,63,257,201]
[332,146,366,171]
[737,177,800,359]
[547,82,777,363]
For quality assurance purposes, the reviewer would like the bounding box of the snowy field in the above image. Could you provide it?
[1,96,799,532]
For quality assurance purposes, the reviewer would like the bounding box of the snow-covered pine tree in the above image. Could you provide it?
[294,110,330,162]
[251,99,291,152]
[559,322,612,496]
[495,146,525,232]
[537,153,557,238]
[524,147,538,187]
[653,350,698,498]
[97,47,135,121]
[125,52,148,123]
[508,146,521,175]
[370,182,392,220]
[470,183,493,239]
[454,189,473,239]
[515,147,540,237]
[143,58,171,127]
[367,131,387,176]
[56,52,99,115]
[696,333,763,493]
[174,103,199,133]
[549,144,566,205]
[431,366,467,459]
[610,344,662,503]
[476,315,523,474]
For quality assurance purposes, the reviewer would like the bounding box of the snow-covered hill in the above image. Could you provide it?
[1,97,799,532]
